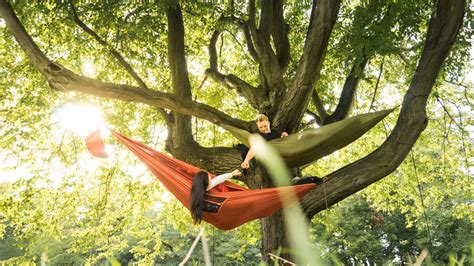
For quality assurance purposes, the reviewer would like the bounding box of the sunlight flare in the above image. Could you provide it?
[53,104,109,138]
[82,59,96,76]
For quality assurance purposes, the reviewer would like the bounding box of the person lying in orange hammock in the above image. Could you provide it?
[189,168,322,225]
[190,169,242,224]
[85,129,321,230]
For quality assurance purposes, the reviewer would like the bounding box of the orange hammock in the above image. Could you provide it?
[87,130,316,230]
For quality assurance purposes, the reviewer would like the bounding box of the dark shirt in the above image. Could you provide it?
[236,129,282,161]
[259,129,281,141]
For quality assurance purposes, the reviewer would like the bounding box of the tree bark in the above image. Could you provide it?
[254,0,339,262]
[165,3,195,150]
[260,211,289,262]
[270,0,290,72]
[324,56,369,124]
[275,0,341,131]
[164,4,253,177]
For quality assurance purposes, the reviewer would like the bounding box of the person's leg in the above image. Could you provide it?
[293,176,324,185]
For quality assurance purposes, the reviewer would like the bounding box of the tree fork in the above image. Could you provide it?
[275,0,341,132]
[324,56,369,124]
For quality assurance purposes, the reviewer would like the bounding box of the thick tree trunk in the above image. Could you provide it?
[260,211,289,261]
[254,165,296,262]
[165,4,196,154]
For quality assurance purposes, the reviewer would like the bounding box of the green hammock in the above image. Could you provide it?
[223,109,393,168]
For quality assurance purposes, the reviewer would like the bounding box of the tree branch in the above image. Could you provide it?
[326,3,391,123]
[165,4,258,178]
[206,18,264,110]
[247,0,280,73]
[311,90,327,123]
[219,15,259,62]
[68,1,148,90]
[68,1,169,120]
[165,3,196,148]
[208,30,220,70]
[210,15,259,62]
[206,11,285,114]
[241,21,259,61]
[204,68,262,110]
[325,56,369,124]
[397,51,410,65]
[247,0,261,56]
[258,0,272,42]
[270,0,290,71]
[302,0,466,217]
[248,1,288,116]
[0,1,251,130]
[443,79,471,106]
[304,109,321,127]
[434,94,464,130]
[275,0,341,132]
[369,58,384,111]
[161,241,174,252]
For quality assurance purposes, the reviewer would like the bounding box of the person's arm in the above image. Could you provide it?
[208,169,241,190]
[281,131,288,137]
[241,147,257,169]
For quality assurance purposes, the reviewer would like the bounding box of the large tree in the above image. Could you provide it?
[0,0,468,261]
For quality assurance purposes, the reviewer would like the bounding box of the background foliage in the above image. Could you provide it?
[0,0,472,264]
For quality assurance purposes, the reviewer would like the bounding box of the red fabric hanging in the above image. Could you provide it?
[86,131,316,230]
[84,128,108,158]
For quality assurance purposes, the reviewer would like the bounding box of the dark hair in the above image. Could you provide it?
[190,171,209,224]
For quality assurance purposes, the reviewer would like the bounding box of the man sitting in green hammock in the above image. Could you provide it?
[237,114,323,185]
[239,114,288,169]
